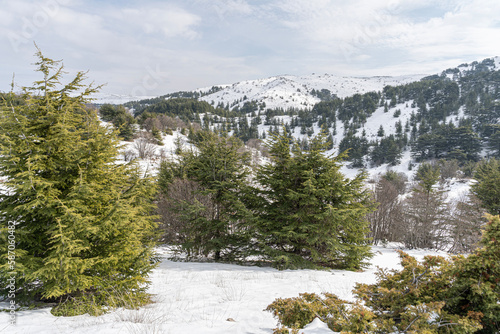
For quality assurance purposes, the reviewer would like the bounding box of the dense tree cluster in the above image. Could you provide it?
[157,129,375,270]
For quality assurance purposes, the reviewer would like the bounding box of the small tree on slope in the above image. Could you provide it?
[0,49,157,315]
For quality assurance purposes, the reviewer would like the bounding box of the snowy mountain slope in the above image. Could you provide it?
[112,56,500,205]
[91,93,158,105]
[197,73,426,111]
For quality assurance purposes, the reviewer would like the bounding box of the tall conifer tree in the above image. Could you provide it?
[0,49,157,314]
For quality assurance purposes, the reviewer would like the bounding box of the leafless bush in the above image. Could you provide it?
[401,185,450,250]
[246,138,269,158]
[367,178,405,245]
[134,132,157,159]
[158,115,187,130]
[448,193,487,253]
[438,159,460,182]
[190,122,202,133]
[157,148,168,161]
[156,178,215,246]
[143,117,162,132]
[381,170,407,195]
[123,149,137,162]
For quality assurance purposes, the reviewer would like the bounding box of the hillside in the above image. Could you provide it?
[120,56,500,180]
[196,73,425,111]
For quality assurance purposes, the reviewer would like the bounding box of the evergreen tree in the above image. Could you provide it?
[415,162,441,194]
[370,135,402,166]
[377,125,385,137]
[471,158,500,215]
[448,214,500,333]
[487,125,500,157]
[158,131,253,261]
[0,50,157,315]
[252,130,374,269]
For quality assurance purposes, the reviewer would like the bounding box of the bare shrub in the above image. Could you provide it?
[134,132,157,159]
[402,185,450,250]
[448,193,486,253]
[143,117,162,132]
[152,115,187,132]
[381,170,407,194]
[156,178,214,246]
[123,149,137,162]
[157,115,173,131]
[367,177,405,245]
[190,122,202,133]
[246,138,269,158]
[438,159,460,182]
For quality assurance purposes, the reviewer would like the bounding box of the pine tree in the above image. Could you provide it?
[471,158,500,215]
[377,125,385,137]
[448,214,500,333]
[253,129,374,269]
[0,49,157,314]
[158,131,253,261]
[415,162,440,194]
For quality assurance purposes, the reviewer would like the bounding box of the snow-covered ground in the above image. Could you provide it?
[0,245,446,334]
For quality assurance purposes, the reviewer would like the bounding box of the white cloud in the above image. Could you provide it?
[1,0,500,95]
[120,5,201,39]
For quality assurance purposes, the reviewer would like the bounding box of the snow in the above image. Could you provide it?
[494,56,500,69]
[91,93,157,105]
[0,245,446,334]
[300,318,334,334]
[198,73,425,111]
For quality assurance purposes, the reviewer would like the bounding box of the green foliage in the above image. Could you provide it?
[267,252,483,333]
[252,129,375,270]
[338,130,369,167]
[486,124,500,158]
[0,49,158,315]
[415,162,441,194]
[134,98,227,124]
[310,88,336,101]
[370,135,403,166]
[377,125,385,137]
[268,215,500,334]
[99,104,136,140]
[157,131,253,261]
[446,214,500,333]
[50,289,152,316]
[266,293,376,333]
[411,123,481,162]
[471,158,500,215]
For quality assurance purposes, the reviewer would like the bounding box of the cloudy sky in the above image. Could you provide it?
[1,0,500,97]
